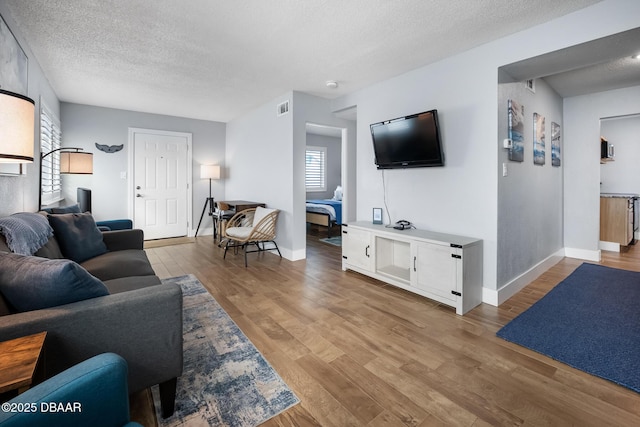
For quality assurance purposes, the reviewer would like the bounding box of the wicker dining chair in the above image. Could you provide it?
[223,207,281,267]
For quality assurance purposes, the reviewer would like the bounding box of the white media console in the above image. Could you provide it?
[341,222,483,315]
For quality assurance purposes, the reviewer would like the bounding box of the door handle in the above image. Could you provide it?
[365,245,370,257]
[136,194,143,198]
[414,256,417,272]
[136,186,141,190]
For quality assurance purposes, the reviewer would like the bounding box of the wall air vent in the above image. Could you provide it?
[277,100,290,117]
[525,79,535,93]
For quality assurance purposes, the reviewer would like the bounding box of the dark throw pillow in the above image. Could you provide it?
[48,213,107,263]
[0,252,109,312]
[50,204,82,214]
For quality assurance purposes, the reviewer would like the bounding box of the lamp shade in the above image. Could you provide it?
[0,89,35,163]
[60,151,93,174]
[200,164,220,180]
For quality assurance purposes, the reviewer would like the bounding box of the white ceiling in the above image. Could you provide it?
[306,123,342,138]
[501,27,640,97]
[3,0,611,122]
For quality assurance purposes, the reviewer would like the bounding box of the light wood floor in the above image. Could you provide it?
[131,231,640,426]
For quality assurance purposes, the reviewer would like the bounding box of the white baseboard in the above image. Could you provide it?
[190,226,214,238]
[280,247,305,261]
[483,249,565,307]
[482,288,499,306]
[564,247,601,262]
[484,246,603,307]
[599,240,620,252]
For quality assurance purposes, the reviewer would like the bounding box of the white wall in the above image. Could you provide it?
[564,85,640,256]
[497,76,564,293]
[60,103,226,230]
[225,92,295,256]
[599,115,640,194]
[292,92,356,258]
[333,50,500,289]
[331,0,640,293]
[0,6,59,216]
[225,91,356,260]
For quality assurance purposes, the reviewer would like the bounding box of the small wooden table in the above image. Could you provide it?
[0,331,47,395]
[221,200,266,213]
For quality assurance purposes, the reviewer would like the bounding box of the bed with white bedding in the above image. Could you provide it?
[306,199,342,237]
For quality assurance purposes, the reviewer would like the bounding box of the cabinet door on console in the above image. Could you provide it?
[342,227,373,272]
[412,242,459,302]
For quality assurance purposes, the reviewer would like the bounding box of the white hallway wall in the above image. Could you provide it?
[331,0,640,296]
[599,114,640,195]
[564,85,640,257]
[292,92,356,258]
[496,76,564,300]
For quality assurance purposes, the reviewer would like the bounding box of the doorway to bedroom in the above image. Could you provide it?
[305,123,344,252]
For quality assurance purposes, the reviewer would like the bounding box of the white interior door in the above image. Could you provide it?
[131,129,191,240]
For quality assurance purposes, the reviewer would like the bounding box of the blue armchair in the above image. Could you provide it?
[0,353,141,427]
[96,219,133,231]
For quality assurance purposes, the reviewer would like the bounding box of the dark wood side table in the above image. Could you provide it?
[221,200,266,213]
[0,331,47,396]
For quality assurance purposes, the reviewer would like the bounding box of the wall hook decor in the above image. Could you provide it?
[95,143,123,153]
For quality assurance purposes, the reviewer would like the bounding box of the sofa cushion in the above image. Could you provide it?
[33,237,65,259]
[48,213,107,263]
[49,204,82,214]
[103,275,161,294]
[0,292,11,316]
[80,250,156,282]
[0,252,109,312]
[0,230,64,260]
[0,235,9,253]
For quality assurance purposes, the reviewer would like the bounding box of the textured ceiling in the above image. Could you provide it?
[544,56,640,97]
[501,27,640,97]
[5,0,604,122]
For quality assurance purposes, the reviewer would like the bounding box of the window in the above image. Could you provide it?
[40,104,62,205]
[305,146,326,192]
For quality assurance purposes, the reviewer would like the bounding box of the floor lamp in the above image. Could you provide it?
[0,89,35,164]
[39,147,93,209]
[195,164,221,238]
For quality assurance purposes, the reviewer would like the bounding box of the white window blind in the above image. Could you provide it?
[305,146,326,192]
[40,105,62,204]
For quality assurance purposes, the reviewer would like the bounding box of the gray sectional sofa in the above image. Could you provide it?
[0,212,183,418]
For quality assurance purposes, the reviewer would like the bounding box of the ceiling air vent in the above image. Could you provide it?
[277,100,290,117]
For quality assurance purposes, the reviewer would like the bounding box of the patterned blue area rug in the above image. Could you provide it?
[497,263,640,393]
[152,274,300,426]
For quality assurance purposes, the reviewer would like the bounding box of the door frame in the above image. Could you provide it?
[303,122,351,255]
[127,127,193,237]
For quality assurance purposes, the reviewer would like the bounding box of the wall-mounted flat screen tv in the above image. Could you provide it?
[370,109,444,169]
